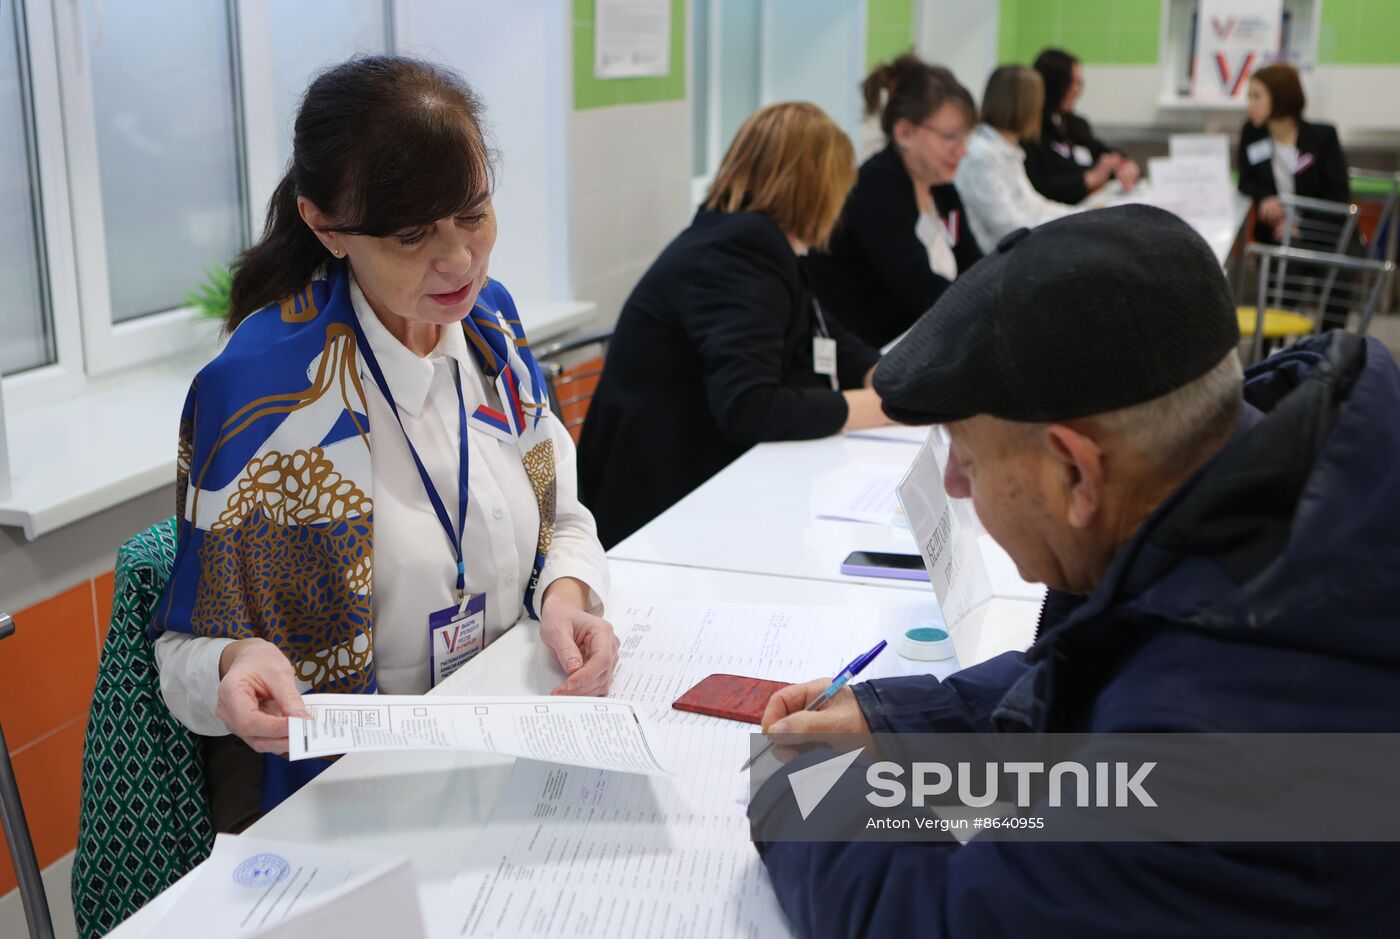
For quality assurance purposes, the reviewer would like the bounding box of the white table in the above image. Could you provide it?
[1085,181,1252,267]
[108,560,951,937]
[610,434,932,590]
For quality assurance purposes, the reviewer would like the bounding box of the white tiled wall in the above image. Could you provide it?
[568,102,695,327]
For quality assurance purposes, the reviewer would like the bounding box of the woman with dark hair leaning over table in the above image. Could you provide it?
[804,53,983,349]
[149,55,617,832]
[1022,47,1141,205]
[577,102,888,549]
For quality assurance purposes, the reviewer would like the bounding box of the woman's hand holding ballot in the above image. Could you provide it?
[216,638,312,754]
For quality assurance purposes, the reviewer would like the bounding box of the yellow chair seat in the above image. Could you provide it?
[1236,307,1315,339]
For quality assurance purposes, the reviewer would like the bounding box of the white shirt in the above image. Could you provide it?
[1271,142,1298,198]
[154,278,609,735]
[914,210,959,282]
[955,124,1079,249]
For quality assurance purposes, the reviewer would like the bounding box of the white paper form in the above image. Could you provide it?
[431,725,790,939]
[287,695,671,775]
[152,834,425,939]
[608,599,902,728]
[813,465,906,525]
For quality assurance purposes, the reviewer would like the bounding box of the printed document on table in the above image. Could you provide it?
[430,725,790,938]
[813,465,906,525]
[287,695,671,775]
[608,599,904,727]
[151,834,424,939]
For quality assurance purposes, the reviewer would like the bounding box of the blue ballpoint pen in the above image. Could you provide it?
[739,639,888,772]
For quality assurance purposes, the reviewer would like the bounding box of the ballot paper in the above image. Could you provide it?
[813,465,905,524]
[431,725,790,938]
[152,834,425,939]
[288,695,672,775]
[607,599,904,728]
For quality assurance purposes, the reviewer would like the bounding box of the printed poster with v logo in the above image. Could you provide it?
[1192,0,1283,103]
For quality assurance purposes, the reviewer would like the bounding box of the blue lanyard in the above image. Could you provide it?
[349,316,471,600]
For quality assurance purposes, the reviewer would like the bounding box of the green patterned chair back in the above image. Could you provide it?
[71,517,213,938]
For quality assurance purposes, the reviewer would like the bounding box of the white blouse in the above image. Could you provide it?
[154,277,610,735]
[955,124,1079,249]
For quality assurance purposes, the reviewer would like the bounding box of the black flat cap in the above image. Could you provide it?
[873,204,1239,425]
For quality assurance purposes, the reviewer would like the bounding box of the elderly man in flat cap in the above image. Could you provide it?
[750,205,1400,936]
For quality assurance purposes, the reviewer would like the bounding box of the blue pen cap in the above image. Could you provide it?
[848,639,888,676]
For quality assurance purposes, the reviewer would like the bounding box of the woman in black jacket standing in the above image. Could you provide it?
[577,103,886,547]
[805,54,981,349]
[1022,47,1141,205]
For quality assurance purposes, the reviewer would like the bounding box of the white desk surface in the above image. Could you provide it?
[609,433,933,590]
[1085,182,1252,267]
[108,559,951,936]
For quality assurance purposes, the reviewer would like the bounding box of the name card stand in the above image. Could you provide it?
[897,431,1046,666]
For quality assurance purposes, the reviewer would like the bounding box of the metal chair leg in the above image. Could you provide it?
[0,612,55,939]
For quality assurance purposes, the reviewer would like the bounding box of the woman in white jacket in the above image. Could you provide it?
[956,66,1079,248]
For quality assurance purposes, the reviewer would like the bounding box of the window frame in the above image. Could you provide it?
[48,0,244,378]
[4,0,86,411]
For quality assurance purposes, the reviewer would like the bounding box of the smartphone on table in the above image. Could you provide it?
[839,550,930,582]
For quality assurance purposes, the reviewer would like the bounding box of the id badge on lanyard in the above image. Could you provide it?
[428,592,487,687]
[811,299,839,391]
[348,313,484,687]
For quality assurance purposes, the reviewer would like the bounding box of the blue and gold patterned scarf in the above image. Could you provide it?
[151,260,556,701]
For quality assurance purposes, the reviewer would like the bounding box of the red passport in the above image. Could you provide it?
[672,673,790,725]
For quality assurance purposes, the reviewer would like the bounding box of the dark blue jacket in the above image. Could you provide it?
[753,333,1400,937]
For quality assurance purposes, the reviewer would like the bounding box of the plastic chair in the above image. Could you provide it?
[0,612,56,939]
[1241,242,1395,363]
[70,518,214,939]
[533,329,613,442]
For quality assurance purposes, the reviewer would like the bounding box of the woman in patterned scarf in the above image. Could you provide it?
[150,55,617,829]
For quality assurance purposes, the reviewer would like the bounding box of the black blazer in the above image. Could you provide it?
[1237,119,1350,243]
[577,210,880,548]
[1023,111,1117,205]
[804,146,982,349]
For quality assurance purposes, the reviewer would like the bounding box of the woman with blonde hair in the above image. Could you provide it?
[578,102,886,546]
[956,65,1079,248]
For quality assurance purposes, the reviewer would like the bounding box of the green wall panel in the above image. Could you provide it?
[998,0,1161,66]
[867,0,917,69]
[1318,0,1400,65]
[573,0,688,110]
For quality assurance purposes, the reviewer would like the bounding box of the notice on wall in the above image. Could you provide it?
[595,0,671,79]
[1192,0,1283,103]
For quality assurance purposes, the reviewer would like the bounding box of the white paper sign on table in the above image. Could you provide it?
[151,834,424,939]
[1147,156,1237,222]
[288,695,672,776]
